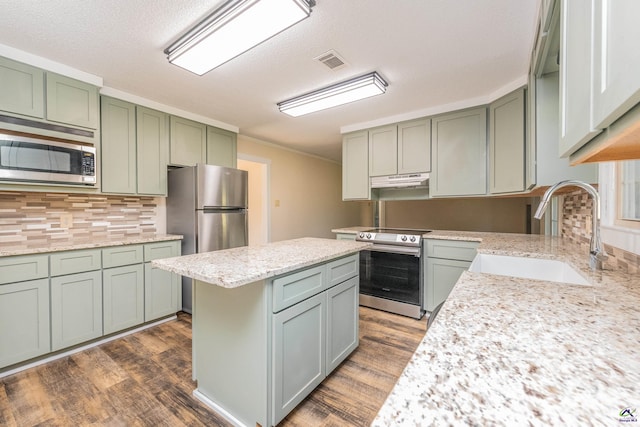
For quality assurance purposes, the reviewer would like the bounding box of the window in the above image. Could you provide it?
[619,159,640,221]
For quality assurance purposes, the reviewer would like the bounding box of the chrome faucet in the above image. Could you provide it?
[534,180,608,270]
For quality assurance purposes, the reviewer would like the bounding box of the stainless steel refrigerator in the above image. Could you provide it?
[167,164,248,313]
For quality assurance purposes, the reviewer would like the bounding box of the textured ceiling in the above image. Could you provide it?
[0,0,540,162]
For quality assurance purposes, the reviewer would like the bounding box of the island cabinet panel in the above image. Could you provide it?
[272,292,326,425]
[103,264,144,334]
[0,279,50,368]
[272,265,325,312]
[50,270,102,351]
[326,276,359,372]
[0,56,44,118]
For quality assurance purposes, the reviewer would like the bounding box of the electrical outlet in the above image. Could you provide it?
[60,213,73,229]
[275,200,281,207]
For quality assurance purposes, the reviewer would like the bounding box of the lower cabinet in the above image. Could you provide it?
[424,239,479,311]
[0,279,50,368]
[51,271,102,351]
[144,264,180,321]
[103,264,144,334]
[326,276,359,372]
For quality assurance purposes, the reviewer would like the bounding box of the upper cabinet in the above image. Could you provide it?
[559,1,640,162]
[342,131,370,201]
[430,107,487,197]
[169,116,207,167]
[137,107,169,195]
[489,88,526,194]
[368,119,431,177]
[46,73,99,129]
[206,126,237,168]
[0,56,44,119]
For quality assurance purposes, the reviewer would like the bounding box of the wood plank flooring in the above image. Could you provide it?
[0,307,427,426]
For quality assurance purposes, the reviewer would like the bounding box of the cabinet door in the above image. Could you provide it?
[51,271,102,351]
[100,97,136,194]
[424,258,470,312]
[144,263,180,321]
[592,0,640,129]
[46,73,99,129]
[431,108,487,197]
[489,89,525,193]
[558,0,601,157]
[326,277,358,373]
[0,279,50,368]
[169,116,207,166]
[398,119,431,174]
[0,56,44,118]
[206,126,237,168]
[368,125,398,176]
[103,264,144,334]
[137,106,169,195]
[342,131,370,200]
[272,292,326,426]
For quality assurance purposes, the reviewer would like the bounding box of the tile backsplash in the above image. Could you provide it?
[561,189,639,274]
[0,191,159,246]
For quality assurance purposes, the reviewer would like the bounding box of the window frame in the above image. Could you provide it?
[600,162,640,255]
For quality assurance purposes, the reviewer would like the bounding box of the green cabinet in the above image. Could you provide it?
[431,108,487,197]
[103,264,144,334]
[206,126,237,168]
[272,292,326,425]
[100,97,137,194]
[335,233,356,241]
[489,88,526,194]
[0,56,44,118]
[342,131,370,200]
[101,97,169,196]
[144,241,181,322]
[424,239,478,311]
[0,278,50,368]
[170,116,207,166]
[50,270,102,351]
[326,276,358,372]
[46,72,99,129]
[368,120,431,177]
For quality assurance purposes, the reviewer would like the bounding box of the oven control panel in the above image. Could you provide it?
[357,231,422,246]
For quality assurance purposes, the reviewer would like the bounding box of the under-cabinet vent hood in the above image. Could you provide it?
[370,172,429,188]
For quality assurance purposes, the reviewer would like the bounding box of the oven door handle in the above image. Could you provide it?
[365,244,421,257]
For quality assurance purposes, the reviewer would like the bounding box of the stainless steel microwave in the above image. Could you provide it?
[0,132,96,186]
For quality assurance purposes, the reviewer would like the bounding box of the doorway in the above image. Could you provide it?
[237,155,270,246]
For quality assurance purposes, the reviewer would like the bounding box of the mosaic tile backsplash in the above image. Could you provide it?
[0,191,158,247]
[561,188,639,274]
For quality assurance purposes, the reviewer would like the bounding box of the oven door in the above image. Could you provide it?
[359,245,421,306]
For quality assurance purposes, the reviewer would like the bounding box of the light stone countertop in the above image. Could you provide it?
[151,237,371,288]
[0,234,183,257]
[333,227,640,426]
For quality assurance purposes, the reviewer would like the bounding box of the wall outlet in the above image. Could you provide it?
[275,200,281,207]
[60,213,73,229]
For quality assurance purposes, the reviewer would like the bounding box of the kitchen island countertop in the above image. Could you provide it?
[152,237,370,288]
[334,227,640,425]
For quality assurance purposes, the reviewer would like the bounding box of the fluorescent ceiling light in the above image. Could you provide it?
[278,72,388,117]
[165,0,314,75]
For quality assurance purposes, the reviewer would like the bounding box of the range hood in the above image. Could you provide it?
[370,172,429,188]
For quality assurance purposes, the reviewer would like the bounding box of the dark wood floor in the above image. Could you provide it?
[0,307,427,426]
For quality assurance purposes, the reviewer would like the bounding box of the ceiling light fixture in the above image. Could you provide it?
[165,0,315,75]
[278,72,388,117]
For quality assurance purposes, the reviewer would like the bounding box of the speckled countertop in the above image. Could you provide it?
[0,234,183,257]
[333,227,640,425]
[152,237,371,288]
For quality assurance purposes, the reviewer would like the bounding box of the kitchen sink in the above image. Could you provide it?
[469,254,591,285]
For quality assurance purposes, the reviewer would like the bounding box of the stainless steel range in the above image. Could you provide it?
[356,228,429,319]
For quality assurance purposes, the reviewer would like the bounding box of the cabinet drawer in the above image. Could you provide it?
[273,265,325,313]
[0,254,48,285]
[50,249,101,277]
[425,239,479,262]
[326,254,358,288]
[144,241,180,262]
[102,245,144,268]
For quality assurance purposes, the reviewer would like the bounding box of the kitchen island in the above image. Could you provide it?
[334,227,640,425]
[152,237,370,427]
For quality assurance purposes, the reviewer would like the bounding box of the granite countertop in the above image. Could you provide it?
[0,234,183,257]
[355,228,640,426]
[151,237,371,288]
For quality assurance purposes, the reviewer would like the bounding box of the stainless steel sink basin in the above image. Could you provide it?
[469,254,591,285]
